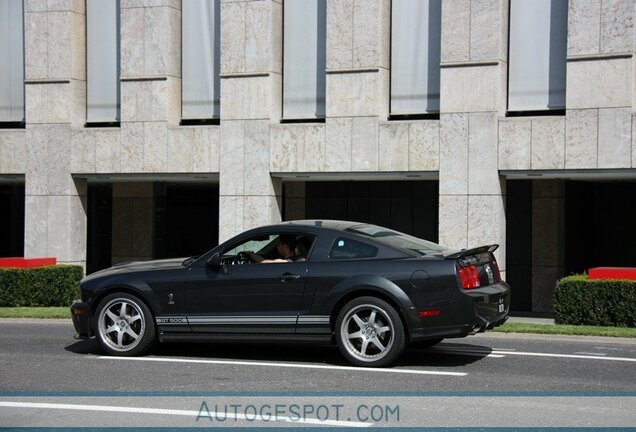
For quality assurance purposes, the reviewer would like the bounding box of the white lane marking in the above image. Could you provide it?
[492,350,636,362]
[575,352,606,356]
[492,348,516,351]
[98,356,467,376]
[424,349,505,358]
[0,401,371,428]
[433,347,636,362]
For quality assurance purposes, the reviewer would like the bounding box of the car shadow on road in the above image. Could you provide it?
[65,338,492,368]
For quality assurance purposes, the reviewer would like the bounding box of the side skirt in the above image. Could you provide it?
[158,332,333,344]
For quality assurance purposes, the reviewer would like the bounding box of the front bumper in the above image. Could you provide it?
[70,300,92,338]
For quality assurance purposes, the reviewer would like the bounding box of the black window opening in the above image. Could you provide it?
[329,237,378,260]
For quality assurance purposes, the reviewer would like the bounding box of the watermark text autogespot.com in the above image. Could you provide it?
[195,401,400,424]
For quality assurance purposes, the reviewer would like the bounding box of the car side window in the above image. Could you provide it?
[329,237,378,260]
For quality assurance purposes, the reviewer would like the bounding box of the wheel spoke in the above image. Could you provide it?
[116,330,124,347]
[376,326,390,335]
[125,327,139,340]
[368,311,376,326]
[105,324,118,334]
[360,338,369,355]
[348,331,363,340]
[119,302,127,317]
[106,310,118,323]
[128,314,141,323]
[371,336,386,352]
[351,314,365,329]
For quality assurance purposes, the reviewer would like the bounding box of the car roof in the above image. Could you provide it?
[261,220,365,232]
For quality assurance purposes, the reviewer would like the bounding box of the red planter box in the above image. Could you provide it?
[0,257,57,268]
[589,267,636,281]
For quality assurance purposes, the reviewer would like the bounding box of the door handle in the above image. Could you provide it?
[279,272,301,282]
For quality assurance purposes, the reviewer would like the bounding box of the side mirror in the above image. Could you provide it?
[207,252,228,274]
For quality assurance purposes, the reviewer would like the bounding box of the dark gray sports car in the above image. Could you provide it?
[71,220,510,367]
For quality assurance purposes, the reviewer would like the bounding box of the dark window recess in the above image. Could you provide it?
[303,180,439,243]
[154,183,219,259]
[505,180,532,312]
[329,237,378,260]
[86,184,113,274]
[180,118,220,126]
[565,181,636,274]
[0,184,25,257]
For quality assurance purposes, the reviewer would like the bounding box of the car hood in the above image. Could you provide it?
[82,258,187,283]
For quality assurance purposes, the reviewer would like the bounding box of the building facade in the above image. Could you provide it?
[0,0,635,313]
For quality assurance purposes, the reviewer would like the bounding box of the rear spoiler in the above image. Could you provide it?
[442,244,499,260]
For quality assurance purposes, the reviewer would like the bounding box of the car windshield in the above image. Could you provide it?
[347,224,446,256]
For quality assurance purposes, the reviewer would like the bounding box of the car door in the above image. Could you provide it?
[184,234,309,334]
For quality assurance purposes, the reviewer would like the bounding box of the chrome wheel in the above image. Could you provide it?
[340,304,394,363]
[97,297,146,353]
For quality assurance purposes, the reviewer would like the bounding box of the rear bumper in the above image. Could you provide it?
[70,300,92,338]
[407,281,510,342]
[464,281,511,329]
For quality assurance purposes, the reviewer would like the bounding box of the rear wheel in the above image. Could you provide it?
[335,296,406,367]
[94,292,155,356]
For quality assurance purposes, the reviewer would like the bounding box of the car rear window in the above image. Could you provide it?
[347,224,446,256]
[329,237,379,260]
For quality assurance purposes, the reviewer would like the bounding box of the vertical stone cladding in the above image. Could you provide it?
[218,0,283,241]
[324,0,390,172]
[23,0,88,267]
[120,0,181,174]
[439,0,508,273]
[565,0,634,170]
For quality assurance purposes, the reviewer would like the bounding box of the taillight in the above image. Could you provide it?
[458,265,480,289]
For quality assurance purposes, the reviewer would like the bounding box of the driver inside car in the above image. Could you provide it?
[250,235,299,263]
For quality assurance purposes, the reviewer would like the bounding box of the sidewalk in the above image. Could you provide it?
[507,316,555,325]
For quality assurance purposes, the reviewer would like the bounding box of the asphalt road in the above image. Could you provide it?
[1,319,635,428]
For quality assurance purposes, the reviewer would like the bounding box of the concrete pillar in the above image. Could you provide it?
[218,0,284,242]
[531,180,566,313]
[438,0,508,272]
[324,0,391,172]
[23,1,87,268]
[119,1,181,174]
[111,183,154,264]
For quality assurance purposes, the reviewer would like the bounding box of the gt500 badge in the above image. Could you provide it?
[157,317,187,324]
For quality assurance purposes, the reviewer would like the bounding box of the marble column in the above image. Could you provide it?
[438,0,508,272]
[23,1,87,268]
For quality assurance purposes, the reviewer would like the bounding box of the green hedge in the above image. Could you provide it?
[554,275,636,327]
[0,265,83,307]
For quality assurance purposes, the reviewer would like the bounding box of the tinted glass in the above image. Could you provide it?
[329,237,378,260]
[348,224,445,256]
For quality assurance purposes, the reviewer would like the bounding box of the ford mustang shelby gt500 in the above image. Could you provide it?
[71,220,509,367]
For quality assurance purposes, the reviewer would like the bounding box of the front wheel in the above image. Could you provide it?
[335,296,406,367]
[94,292,156,356]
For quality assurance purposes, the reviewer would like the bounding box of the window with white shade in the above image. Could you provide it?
[182,0,220,121]
[508,0,568,113]
[86,0,120,124]
[0,0,24,125]
[390,0,441,116]
[283,0,326,120]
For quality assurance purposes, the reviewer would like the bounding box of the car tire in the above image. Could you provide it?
[94,292,156,356]
[335,296,406,367]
